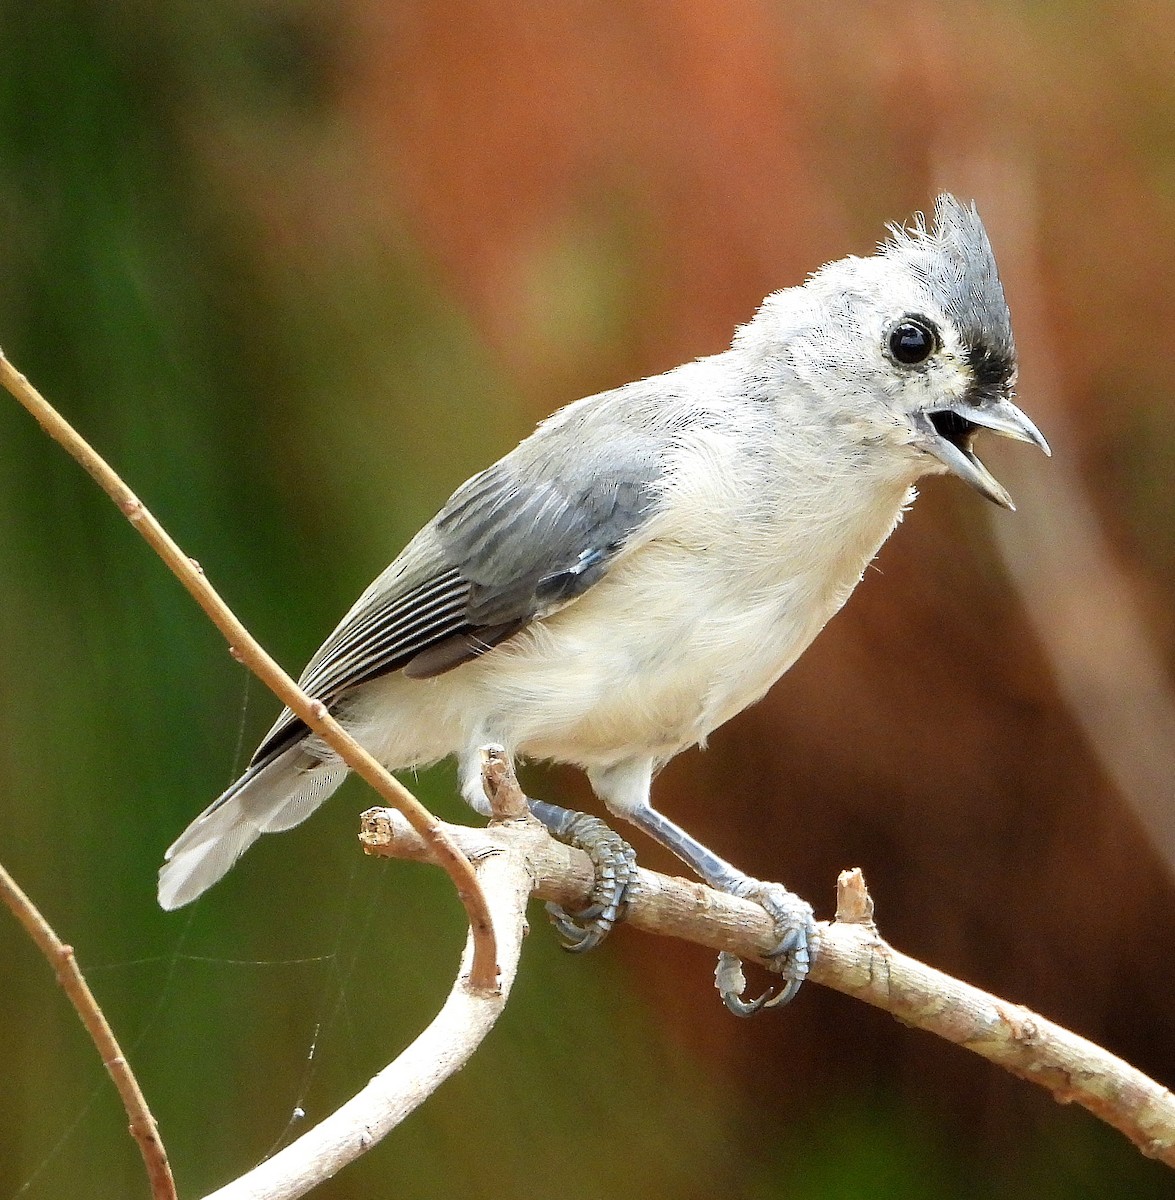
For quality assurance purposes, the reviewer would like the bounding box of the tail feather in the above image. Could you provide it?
[158,745,347,910]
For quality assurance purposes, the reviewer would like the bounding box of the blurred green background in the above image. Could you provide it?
[2,3,1174,1197]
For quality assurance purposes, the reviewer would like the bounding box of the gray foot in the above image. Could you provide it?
[715,880,816,1016]
[528,801,639,953]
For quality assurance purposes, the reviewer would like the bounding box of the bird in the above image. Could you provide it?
[158,194,1048,1011]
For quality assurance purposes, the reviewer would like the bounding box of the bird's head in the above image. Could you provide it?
[745,194,1050,509]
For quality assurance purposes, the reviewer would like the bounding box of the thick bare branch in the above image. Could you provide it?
[363,806,1175,1169]
[0,864,177,1200]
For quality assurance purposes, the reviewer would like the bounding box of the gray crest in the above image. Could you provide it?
[885,194,1016,396]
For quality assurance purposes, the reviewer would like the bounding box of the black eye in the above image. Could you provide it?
[888,318,937,365]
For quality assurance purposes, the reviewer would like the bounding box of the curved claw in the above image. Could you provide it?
[761,974,804,1010]
[722,988,776,1017]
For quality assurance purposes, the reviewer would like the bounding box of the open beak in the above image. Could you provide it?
[913,397,1050,511]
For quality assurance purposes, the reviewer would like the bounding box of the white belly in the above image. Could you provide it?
[353,473,915,773]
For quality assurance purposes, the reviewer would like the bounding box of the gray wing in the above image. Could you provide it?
[251,419,665,763]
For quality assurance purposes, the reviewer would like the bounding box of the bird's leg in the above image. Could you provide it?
[459,748,638,953]
[590,759,815,1015]
[626,804,815,1013]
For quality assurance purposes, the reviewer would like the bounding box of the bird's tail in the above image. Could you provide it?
[157,744,347,910]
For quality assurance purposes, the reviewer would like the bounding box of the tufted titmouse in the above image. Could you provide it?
[159,195,1047,1009]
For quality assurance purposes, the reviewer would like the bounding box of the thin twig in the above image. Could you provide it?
[201,760,542,1200]
[364,806,1175,1169]
[0,863,178,1200]
[0,350,498,991]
